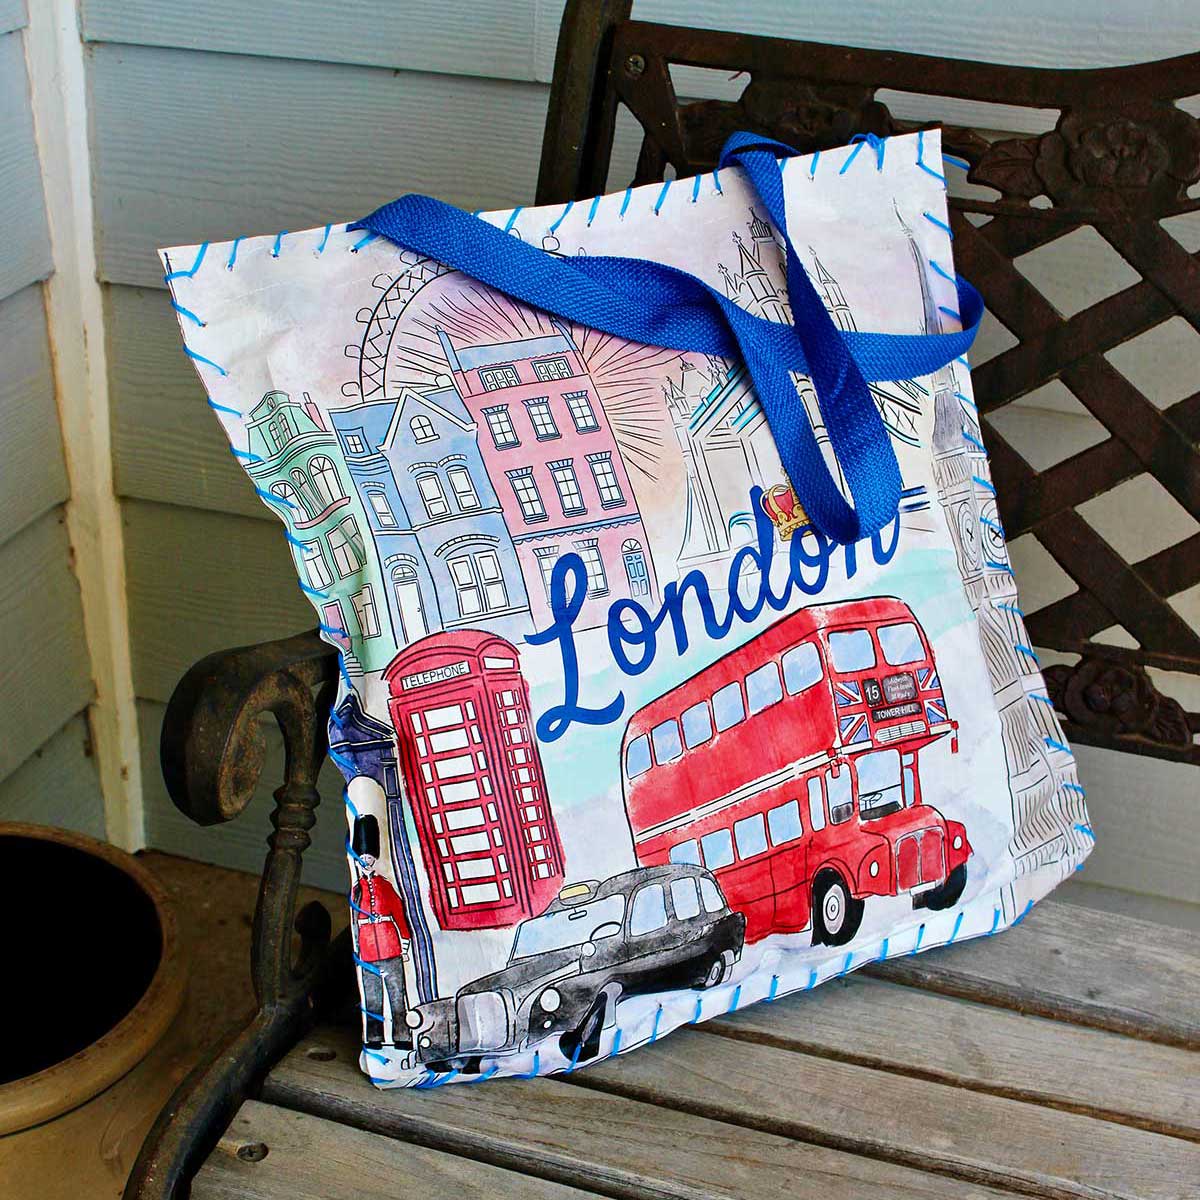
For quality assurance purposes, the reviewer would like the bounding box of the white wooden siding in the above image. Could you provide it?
[0,14,104,834]
[80,1,1199,923]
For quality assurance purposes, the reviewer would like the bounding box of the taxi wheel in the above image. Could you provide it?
[813,872,864,946]
[559,996,606,1064]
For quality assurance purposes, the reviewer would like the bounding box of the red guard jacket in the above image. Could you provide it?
[352,872,411,962]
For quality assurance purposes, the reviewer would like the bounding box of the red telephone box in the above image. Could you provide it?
[384,630,564,931]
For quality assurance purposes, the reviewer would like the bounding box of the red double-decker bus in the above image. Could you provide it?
[620,598,970,945]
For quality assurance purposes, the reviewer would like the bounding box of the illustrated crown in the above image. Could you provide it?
[759,482,808,540]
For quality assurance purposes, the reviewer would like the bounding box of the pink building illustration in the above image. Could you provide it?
[438,322,657,631]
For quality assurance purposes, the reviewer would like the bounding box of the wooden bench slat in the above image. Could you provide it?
[266,1027,1026,1200]
[191,1098,600,1200]
[868,899,1200,1048]
[577,1026,1199,1200]
[711,974,1200,1140]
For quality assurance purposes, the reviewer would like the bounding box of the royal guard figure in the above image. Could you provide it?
[350,815,411,1049]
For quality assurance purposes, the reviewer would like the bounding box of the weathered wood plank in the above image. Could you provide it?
[0,284,70,546]
[577,1027,1200,1200]
[192,1098,600,1200]
[268,1026,1024,1200]
[868,897,1200,1049]
[138,699,350,892]
[711,973,1200,1141]
[0,30,54,302]
[107,284,269,522]
[81,0,1200,83]
[88,44,550,290]
[0,712,106,837]
[123,499,314,704]
[0,509,94,782]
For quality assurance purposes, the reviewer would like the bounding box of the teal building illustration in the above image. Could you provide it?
[245,390,394,673]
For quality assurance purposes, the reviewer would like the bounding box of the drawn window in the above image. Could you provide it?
[625,734,651,779]
[549,461,586,515]
[651,718,682,765]
[448,551,509,619]
[699,875,724,914]
[573,541,607,596]
[856,749,903,820]
[629,884,668,936]
[829,628,876,673]
[669,839,701,866]
[671,877,702,920]
[783,642,823,694]
[681,701,712,749]
[524,397,559,440]
[269,481,303,514]
[734,812,768,860]
[483,406,519,449]
[534,548,558,601]
[587,453,624,507]
[447,466,480,511]
[300,541,331,589]
[289,469,315,515]
[701,827,735,870]
[326,528,357,578]
[506,468,545,521]
[340,516,365,560]
[351,585,381,638]
[417,473,451,519]
[367,490,397,528]
[449,557,484,617]
[746,661,783,715]
[476,550,508,610]
[807,777,826,832]
[479,364,520,391]
[768,800,803,846]
[533,357,572,382]
[309,456,343,506]
[712,681,745,733]
[341,430,367,455]
[410,414,438,443]
[828,769,854,825]
[564,390,599,432]
[878,622,924,666]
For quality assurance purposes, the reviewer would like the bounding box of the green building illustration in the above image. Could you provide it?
[245,390,393,673]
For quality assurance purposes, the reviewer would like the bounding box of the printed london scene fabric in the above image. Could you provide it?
[161,131,1092,1087]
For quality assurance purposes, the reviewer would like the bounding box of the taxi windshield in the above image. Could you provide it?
[510,894,626,959]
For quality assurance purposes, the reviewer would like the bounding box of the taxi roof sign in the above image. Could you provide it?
[559,881,597,902]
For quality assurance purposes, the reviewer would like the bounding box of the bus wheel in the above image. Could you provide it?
[918,864,967,911]
[813,873,864,946]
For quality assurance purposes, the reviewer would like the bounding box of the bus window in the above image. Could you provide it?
[734,812,768,859]
[652,718,683,765]
[828,768,853,824]
[856,748,904,819]
[746,661,783,715]
[878,622,924,666]
[713,682,745,732]
[782,641,822,694]
[701,827,735,869]
[625,735,651,779]
[669,839,701,866]
[807,777,826,832]
[670,876,701,919]
[768,799,803,846]
[629,884,668,935]
[829,628,876,673]
[681,701,713,748]
[698,875,725,914]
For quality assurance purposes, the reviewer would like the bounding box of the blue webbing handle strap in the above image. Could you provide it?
[351,132,981,544]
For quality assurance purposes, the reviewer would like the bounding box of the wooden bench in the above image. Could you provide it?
[193,897,1200,1199]
[125,3,1200,1197]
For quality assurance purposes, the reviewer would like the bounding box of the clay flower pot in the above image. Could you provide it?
[0,823,187,1133]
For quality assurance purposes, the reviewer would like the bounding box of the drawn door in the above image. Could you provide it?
[766,793,810,933]
[622,541,650,598]
[392,569,428,644]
